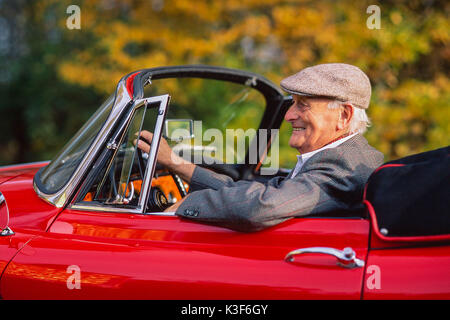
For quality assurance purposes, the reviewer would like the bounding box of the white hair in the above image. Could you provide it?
[327,100,371,134]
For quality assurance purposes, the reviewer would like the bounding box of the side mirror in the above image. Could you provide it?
[163,119,194,142]
[0,192,14,236]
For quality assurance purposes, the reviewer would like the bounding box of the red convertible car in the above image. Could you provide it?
[0,65,449,299]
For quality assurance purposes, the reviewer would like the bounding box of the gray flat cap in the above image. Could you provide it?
[280,63,372,109]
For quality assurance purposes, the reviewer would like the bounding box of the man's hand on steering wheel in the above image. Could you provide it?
[135,130,196,184]
[134,130,196,212]
[135,130,173,167]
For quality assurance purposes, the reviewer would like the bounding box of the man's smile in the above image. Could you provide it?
[292,127,306,133]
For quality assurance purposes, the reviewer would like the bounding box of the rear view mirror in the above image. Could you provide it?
[164,119,194,142]
[0,191,14,236]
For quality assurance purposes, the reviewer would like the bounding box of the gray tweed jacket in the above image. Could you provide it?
[175,134,384,232]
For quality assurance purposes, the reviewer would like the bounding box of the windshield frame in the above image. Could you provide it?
[70,95,170,214]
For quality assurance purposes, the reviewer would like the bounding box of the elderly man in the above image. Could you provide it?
[137,63,384,232]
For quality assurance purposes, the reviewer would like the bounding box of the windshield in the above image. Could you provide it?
[39,95,114,193]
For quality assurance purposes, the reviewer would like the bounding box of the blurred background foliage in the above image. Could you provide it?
[0,0,448,168]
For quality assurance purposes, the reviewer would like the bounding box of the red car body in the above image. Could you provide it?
[0,66,449,299]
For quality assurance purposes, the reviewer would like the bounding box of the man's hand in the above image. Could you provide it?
[135,130,174,167]
[134,130,196,183]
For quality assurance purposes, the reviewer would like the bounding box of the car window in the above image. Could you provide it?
[144,78,265,165]
[38,95,114,193]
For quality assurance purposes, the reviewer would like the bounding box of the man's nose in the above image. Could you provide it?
[284,103,298,122]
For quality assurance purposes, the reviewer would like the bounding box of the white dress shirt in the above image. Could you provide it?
[290,133,358,178]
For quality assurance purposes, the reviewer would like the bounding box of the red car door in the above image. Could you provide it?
[1,210,369,299]
[363,235,450,299]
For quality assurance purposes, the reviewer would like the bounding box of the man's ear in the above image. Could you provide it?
[337,104,353,130]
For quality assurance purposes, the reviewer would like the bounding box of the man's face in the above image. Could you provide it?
[284,95,341,154]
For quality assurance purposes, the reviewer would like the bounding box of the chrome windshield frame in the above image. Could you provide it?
[70,94,170,214]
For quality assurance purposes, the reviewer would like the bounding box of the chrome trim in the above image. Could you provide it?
[70,203,142,214]
[148,211,176,216]
[285,247,365,269]
[70,203,176,216]
[137,94,170,212]
[245,76,257,87]
[106,142,119,150]
[171,173,187,197]
[34,78,133,207]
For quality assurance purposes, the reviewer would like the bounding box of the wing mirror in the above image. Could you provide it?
[0,191,14,236]
[163,119,194,142]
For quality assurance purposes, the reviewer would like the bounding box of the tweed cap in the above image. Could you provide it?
[280,63,372,109]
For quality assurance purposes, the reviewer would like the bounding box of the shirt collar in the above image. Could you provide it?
[292,132,358,177]
[300,132,358,162]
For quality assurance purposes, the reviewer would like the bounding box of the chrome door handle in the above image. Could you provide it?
[285,247,365,269]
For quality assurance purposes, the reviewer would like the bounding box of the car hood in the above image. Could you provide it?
[0,169,23,185]
[0,161,62,232]
[0,161,49,185]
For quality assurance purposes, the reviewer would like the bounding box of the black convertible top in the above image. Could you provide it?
[364,146,450,240]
